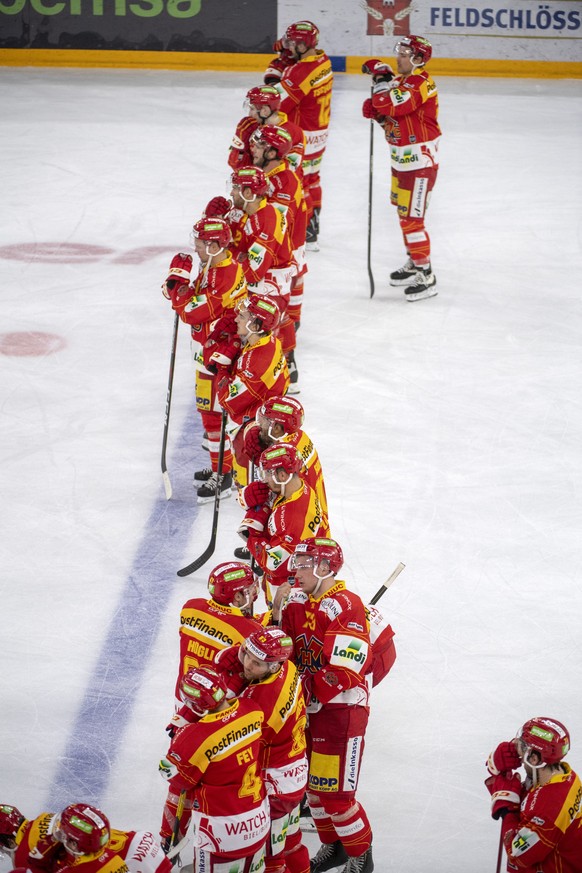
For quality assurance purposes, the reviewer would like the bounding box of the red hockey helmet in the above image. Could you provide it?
[394,35,432,65]
[246,85,281,114]
[291,537,344,575]
[258,396,304,434]
[192,218,231,250]
[250,125,293,159]
[517,717,570,765]
[0,805,24,850]
[236,294,280,333]
[54,805,110,856]
[231,165,269,197]
[283,20,319,50]
[181,665,227,716]
[244,627,293,663]
[259,443,303,478]
[208,561,255,605]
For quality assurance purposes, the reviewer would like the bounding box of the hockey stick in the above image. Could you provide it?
[161,311,180,500]
[370,561,405,605]
[495,827,504,873]
[367,88,376,299]
[177,407,228,577]
[166,789,188,861]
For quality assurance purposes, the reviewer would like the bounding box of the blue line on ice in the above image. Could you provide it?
[46,409,202,806]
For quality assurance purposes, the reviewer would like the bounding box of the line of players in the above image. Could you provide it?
[155,22,393,873]
[161,19,333,504]
[0,22,386,873]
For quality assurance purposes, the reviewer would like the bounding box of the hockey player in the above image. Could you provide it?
[230,87,308,338]
[227,165,295,313]
[265,21,333,250]
[162,217,246,501]
[215,294,289,485]
[215,627,310,873]
[0,803,171,873]
[0,805,61,873]
[281,538,375,873]
[362,36,441,301]
[160,666,269,873]
[228,85,305,176]
[243,396,328,517]
[486,717,582,872]
[249,125,308,392]
[237,444,329,607]
[172,561,260,709]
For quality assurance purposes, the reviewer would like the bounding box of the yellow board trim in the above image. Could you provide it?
[346,56,582,79]
[0,48,274,70]
[0,49,580,79]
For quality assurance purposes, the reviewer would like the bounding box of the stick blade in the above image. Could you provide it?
[162,470,172,500]
[177,544,214,577]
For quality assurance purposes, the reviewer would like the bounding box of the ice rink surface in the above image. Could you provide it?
[1,66,581,871]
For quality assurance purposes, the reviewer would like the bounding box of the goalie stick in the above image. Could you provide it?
[177,407,228,577]
[300,561,405,832]
[161,311,179,500]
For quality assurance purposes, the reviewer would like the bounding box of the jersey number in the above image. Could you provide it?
[239,762,263,803]
[318,93,332,127]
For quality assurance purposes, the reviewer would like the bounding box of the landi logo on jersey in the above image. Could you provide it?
[331,636,368,665]
[391,147,419,165]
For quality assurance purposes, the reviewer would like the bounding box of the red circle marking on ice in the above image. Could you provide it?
[0,332,67,357]
[0,242,114,263]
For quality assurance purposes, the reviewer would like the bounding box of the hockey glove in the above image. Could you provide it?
[485,773,522,820]
[243,424,268,464]
[300,672,322,713]
[215,645,247,697]
[361,58,395,82]
[204,196,231,219]
[362,98,381,120]
[237,506,271,540]
[207,339,241,371]
[215,643,244,673]
[264,55,293,85]
[486,740,522,776]
[162,252,192,299]
[206,309,238,345]
[239,480,271,510]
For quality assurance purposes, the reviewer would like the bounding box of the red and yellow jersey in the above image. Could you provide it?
[54,830,171,873]
[172,253,246,344]
[13,813,62,873]
[276,112,306,175]
[282,581,372,708]
[248,482,329,590]
[176,598,260,700]
[236,199,294,286]
[227,112,305,175]
[266,161,308,251]
[371,69,441,171]
[241,659,307,771]
[228,116,259,169]
[167,699,269,856]
[277,51,333,135]
[218,334,290,424]
[281,428,327,518]
[502,764,582,872]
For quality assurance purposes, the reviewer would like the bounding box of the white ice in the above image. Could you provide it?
[1,67,581,872]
